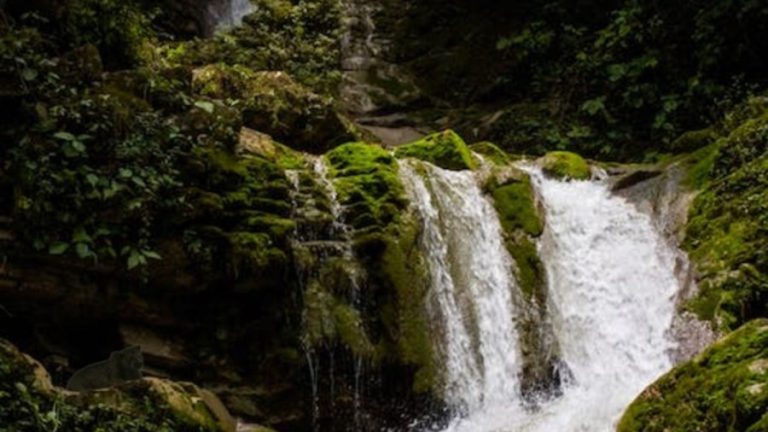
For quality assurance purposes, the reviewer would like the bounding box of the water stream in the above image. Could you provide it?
[400,162,680,432]
[400,161,523,414]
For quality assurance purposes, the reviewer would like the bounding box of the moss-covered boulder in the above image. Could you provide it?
[683,105,768,331]
[395,130,476,170]
[0,339,235,431]
[469,141,513,166]
[618,319,768,432]
[191,65,358,153]
[539,151,591,180]
[326,142,407,230]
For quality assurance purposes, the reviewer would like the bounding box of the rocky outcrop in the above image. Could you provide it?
[0,338,243,431]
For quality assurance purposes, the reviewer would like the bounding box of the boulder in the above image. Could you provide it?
[538,151,591,180]
[395,130,476,170]
[0,338,236,431]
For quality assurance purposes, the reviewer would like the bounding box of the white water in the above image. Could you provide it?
[404,163,680,432]
[400,161,522,413]
[211,0,255,30]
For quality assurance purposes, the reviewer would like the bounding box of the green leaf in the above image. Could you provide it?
[72,227,92,243]
[48,242,70,255]
[86,173,99,187]
[21,68,38,81]
[194,100,215,114]
[119,168,133,178]
[127,252,142,270]
[75,243,91,258]
[53,131,76,141]
[143,250,162,260]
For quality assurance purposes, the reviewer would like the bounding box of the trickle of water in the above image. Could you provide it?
[400,160,523,415]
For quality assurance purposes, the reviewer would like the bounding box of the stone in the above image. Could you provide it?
[538,151,591,180]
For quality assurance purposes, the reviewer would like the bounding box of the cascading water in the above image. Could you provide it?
[400,160,681,432]
[507,167,679,431]
[210,0,255,30]
[399,161,523,414]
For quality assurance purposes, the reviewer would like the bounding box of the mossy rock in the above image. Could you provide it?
[488,168,544,237]
[325,142,407,231]
[682,107,768,331]
[395,130,476,171]
[0,339,231,431]
[539,151,591,180]
[469,141,512,166]
[684,153,768,330]
[373,216,436,394]
[618,319,768,432]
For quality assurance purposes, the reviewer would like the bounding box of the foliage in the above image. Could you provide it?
[164,0,343,95]
[64,0,156,69]
[490,0,768,160]
[0,340,212,432]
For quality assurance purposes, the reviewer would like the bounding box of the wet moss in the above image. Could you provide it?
[490,176,544,237]
[395,130,477,171]
[539,151,591,180]
[508,235,546,302]
[469,141,513,166]
[378,217,436,393]
[333,303,376,358]
[618,319,768,432]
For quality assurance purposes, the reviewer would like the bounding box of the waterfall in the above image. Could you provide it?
[210,0,255,30]
[401,161,680,432]
[511,167,679,431]
[399,161,523,414]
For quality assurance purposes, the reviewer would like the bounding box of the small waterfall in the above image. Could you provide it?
[210,0,255,30]
[289,157,370,431]
[400,161,523,414]
[515,167,679,431]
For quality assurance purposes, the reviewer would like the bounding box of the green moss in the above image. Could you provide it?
[325,142,407,230]
[395,130,477,171]
[490,176,543,237]
[671,128,717,153]
[682,142,721,189]
[618,319,768,432]
[333,303,376,357]
[303,281,338,347]
[378,217,436,393]
[469,142,512,166]
[508,236,546,301]
[539,151,591,180]
[684,142,768,331]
